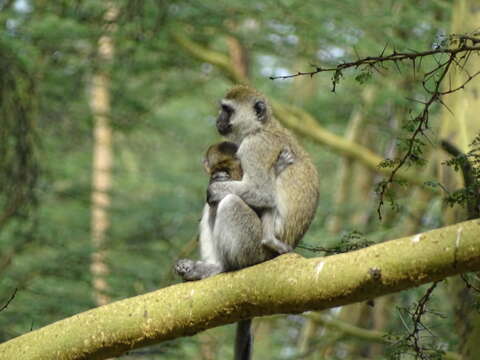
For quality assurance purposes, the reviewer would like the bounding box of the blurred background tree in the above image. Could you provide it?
[0,0,478,359]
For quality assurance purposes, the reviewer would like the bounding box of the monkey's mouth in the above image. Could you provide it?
[217,120,232,135]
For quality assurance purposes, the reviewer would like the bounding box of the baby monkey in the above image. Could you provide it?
[204,141,244,183]
[204,141,294,256]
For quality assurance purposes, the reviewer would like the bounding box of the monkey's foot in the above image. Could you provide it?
[174,259,223,281]
[275,147,296,175]
[174,259,199,281]
[261,238,293,255]
[279,147,295,165]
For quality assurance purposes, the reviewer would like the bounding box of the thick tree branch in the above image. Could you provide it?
[172,33,246,83]
[0,288,17,313]
[1,220,479,359]
[309,312,387,342]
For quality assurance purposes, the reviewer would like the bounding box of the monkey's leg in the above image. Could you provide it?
[214,194,265,270]
[199,204,219,264]
[214,194,261,360]
[174,259,222,281]
[207,179,276,209]
[175,204,224,281]
[260,210,293,254]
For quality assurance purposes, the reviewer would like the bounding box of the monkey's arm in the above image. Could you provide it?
[207,135,280,208]
[207,178,275,209]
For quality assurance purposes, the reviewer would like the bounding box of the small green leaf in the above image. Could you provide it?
[354,71,372,84]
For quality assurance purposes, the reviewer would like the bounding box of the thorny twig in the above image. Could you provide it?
[0,288,17,313]
[407,282,439,359]
[270,35,480,81]
[271,33,480,219]
[296,244,339,255]
[298,231,374,255]
[393,282,440,359]
[375,53,454,220]
[460,273,480,293]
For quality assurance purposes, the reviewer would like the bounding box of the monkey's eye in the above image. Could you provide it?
[221,104,233,114]
[254,100,266,117]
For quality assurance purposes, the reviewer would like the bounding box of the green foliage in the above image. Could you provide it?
[441,135,480,215]
[354,69,373,84]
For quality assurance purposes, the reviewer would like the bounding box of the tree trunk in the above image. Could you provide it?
[327,85,376,233]
[89,4,117,307]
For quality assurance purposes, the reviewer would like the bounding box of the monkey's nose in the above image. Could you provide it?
[216,120,232,135]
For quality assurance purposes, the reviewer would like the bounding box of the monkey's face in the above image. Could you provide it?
[204,142,238,175]
[217,103,234,136]
[216,98,268,141]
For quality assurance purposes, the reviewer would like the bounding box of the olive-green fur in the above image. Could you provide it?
[225,85,264,102]
[221,86,319,248]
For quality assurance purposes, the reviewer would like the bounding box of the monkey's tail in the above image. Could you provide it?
[234,319,252,360]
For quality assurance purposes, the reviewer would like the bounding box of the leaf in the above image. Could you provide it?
[354,70,372,84]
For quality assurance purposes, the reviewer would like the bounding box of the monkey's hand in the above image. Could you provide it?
[208,179,275,208]
[206,182,230,206]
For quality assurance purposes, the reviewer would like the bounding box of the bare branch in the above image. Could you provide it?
[460,273,480,293]
[404,282,439,359]
[308,312,461,360]
[0,288,17,313]
[270,44,480,81]
[271,34,480,219]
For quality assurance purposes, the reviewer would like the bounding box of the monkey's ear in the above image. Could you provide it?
[254,100,266,121]
[202,158,210,174]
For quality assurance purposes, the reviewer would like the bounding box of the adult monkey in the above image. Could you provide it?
[176,85,319,360]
